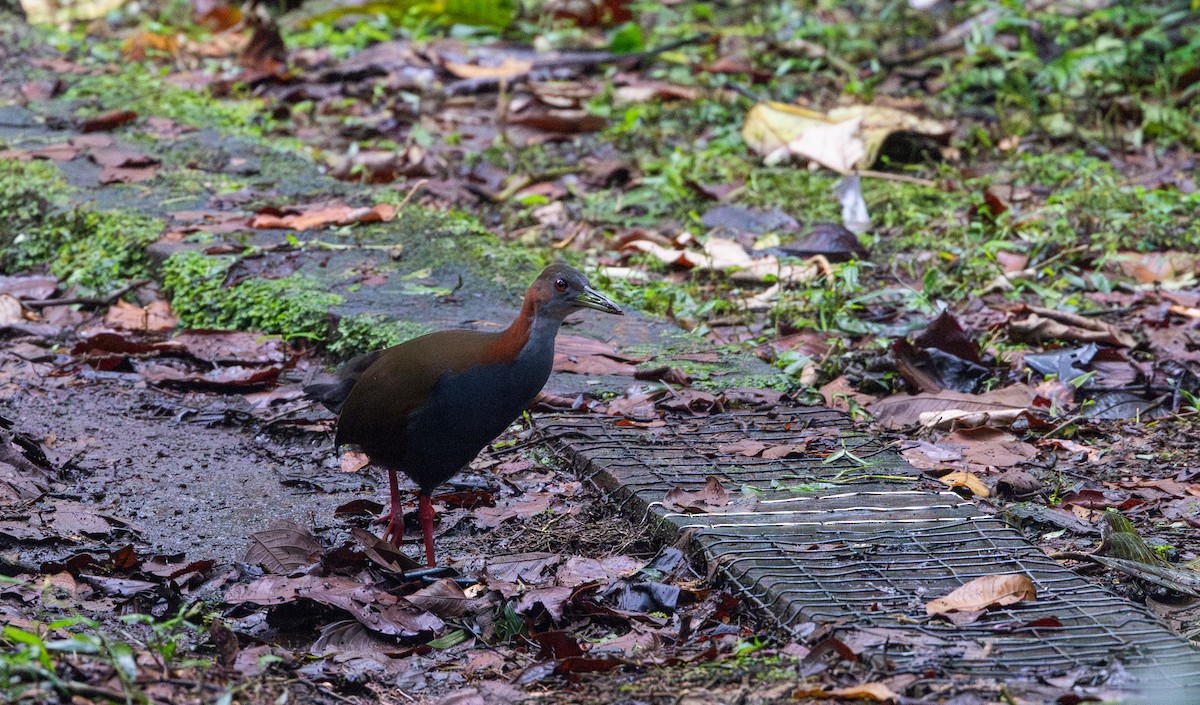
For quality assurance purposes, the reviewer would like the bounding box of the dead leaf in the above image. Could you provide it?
[90,147,161,184]
[925,574,1036,625]
[794,682,899,702]
[250,202,396,230]
[943,427,1037,469]
[405,578,472,618]
[103,300,176,332]
[1009,306,1135,348]
[244,521,322,574]
[443,56,532,80]
[867,386,1037,430]
[509,109,606,134]
[337,451,370,474]
[662,476,728,513]
[78,109,139,133]
[937,471,990,497]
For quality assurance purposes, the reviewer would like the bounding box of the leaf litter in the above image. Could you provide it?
[4,2,1200,702]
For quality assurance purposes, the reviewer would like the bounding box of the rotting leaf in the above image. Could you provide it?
[1009,306,1135,348]
[404,578,472,618]
[662,476,728,513]
[793,682,900,703]
[244,521,322,574]
[515,587,573,623]
[485,552,560,591]
[103,300,176,332]
[297,576,444,637]
[250,202,397,230]
[925,574,1036,625]
[868,386,1037,431]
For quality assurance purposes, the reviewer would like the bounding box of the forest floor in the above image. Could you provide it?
[1,2,1200,704]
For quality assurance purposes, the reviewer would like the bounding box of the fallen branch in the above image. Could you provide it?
[443,33,711,96]
[24,278,151,309]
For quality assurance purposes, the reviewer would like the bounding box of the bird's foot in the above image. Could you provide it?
[379,507,405,548]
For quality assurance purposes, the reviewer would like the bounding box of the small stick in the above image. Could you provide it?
[24,278,151,309]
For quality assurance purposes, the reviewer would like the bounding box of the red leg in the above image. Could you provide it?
[381,468,404,547]
[418,494,437,567]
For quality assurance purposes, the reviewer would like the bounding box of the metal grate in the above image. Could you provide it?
[540,407,1200,687]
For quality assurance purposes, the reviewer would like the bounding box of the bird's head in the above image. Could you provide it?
[527,264,623,320]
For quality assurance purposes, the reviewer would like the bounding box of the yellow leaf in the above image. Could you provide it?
[938,471,990,497]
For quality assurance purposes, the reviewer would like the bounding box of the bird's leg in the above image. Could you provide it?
[381,468,404,547]
[418,493,436,567]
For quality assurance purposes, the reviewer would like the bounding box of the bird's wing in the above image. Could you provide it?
[333,330,500,457]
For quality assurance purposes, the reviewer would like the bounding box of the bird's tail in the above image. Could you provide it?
[304,349,382,414]
[304,378,356,414]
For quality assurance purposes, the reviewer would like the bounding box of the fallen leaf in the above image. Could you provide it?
[103,300,176,332]
[442,56,532,80]
[867,386,1037,430]
[250,202,397,230]
[244,521,322,574]
[662,476,728,513]
[1009,306,1135,348]
[925,574,1036,625]
[937,471,990,497]
[78,109,138,133]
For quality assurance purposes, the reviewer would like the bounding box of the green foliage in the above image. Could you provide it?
[946,2,1200,145]
[63,63,268,134]
[162,251,343,340]
[0,160,163,296]
[0,158,68,254]
[330,314,432,357]
[0,603,200,704]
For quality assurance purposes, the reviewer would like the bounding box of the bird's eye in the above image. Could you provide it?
[554,278,568,292]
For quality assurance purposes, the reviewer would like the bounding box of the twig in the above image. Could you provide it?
[444,33,711,95]
[856,169,937,188]
[25,278,151,309]
[394,178,428,212]
[881,0,1064,67]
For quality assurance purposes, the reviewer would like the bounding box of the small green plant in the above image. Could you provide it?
[162,251,343,340]
[329,314,432,357]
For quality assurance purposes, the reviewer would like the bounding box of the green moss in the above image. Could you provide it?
[46,210,164,296]
[63,63,269,136]
[329,314,432,358]
[162,251,342,341]
[0,159,69,254]
[0,159,163,296]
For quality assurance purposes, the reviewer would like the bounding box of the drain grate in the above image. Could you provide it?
[540,406,1200,688]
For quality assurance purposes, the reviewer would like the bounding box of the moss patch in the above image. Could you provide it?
[63,63,270,137]
[162,251,343,341]
[329,314,432,358]
[0,159,163,296]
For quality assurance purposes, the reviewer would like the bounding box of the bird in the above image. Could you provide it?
[306,264,622,567]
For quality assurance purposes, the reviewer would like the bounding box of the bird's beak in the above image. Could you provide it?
[574,286,623,315]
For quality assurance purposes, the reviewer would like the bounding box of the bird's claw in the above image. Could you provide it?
[380,510,404,548]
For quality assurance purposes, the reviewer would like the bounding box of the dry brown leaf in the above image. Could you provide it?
[340,451,370,473]
[103,299,176,332]
[793,682,899,702]
[868,386,1037,430]
[1009,306,1135,348]
[925,574,1036,624]
[662,476,729,513]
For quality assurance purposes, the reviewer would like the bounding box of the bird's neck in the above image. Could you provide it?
[482,298,560,365]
